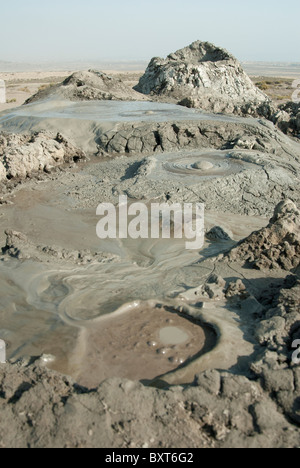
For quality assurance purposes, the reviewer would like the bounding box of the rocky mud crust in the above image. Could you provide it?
[0,355,299,448]
[275,102,300,138]
[0,131,85,182]
[97,115,295,155]
[226,200,300,270]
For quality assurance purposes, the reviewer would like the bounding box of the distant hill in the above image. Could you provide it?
[1,59,299,77]
[242,61,300,77]
[0,60,148,73]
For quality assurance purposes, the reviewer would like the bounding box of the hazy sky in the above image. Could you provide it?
[0,0,299,63]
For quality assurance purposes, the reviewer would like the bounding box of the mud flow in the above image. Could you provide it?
[0,98,297,386]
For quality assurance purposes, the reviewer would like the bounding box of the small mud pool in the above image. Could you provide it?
[70,304,216,387]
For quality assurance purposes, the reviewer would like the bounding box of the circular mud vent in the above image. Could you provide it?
[162,153,245,178]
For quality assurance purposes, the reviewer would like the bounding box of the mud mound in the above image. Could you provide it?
[135,41,270,116]
[0,131,85,182]
[255,275,300,349]
[25,70,148,104]
[273,101,300,137]
[227,200,300,270]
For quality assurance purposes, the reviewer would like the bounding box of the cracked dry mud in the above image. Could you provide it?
[0,42,300,448]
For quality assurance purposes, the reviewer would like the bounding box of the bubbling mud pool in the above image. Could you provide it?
[72,304,216,387]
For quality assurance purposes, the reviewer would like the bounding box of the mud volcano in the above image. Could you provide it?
[135,40,270,115]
